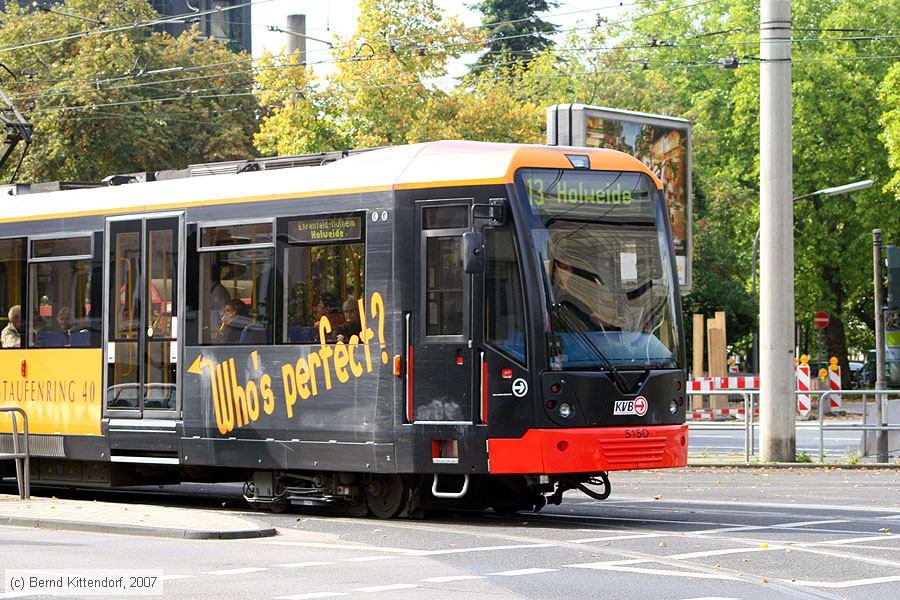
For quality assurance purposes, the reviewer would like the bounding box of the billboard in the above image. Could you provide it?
[547,104,692,291]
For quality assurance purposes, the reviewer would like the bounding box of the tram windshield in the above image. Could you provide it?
[517,168,680,371]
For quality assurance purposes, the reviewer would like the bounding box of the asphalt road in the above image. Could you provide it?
[2,468,899,600]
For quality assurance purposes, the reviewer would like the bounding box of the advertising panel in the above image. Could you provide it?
[547,104,692,291]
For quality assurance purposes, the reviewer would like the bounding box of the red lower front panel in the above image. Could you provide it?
[487,424,688,474]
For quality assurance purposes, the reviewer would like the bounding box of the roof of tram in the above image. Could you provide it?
[0,140,661,224]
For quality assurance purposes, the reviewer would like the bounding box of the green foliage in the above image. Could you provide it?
[253,0,543,154]
[0,0,257,183]
[471,0,559,68]
[795,451,813,463]
[881,62,900,198]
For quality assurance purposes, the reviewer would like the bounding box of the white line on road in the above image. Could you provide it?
[159,574,197,581]
[567,563,736,580]
[341,556,398,562]
[418,543,557,555]
[259,541,422,554]
[571,533,664,543]
[354,584,419,593]
[788,575,900,588]
[273,562,336,568]
[419,575,485,583]
[679,597,741,600]
[203,567,268,576]
[275,593,348,600]
[491,568,558,576]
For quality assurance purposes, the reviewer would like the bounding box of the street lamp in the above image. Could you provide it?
[750,179,874,372]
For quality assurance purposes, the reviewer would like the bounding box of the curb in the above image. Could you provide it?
[687,462,900,469]
[0,515,277,540]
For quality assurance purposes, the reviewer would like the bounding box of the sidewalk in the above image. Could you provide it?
[0,494,276,539]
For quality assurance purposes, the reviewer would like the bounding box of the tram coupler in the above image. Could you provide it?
[547,473,612,505]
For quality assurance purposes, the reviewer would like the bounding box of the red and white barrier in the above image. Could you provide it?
[688,376,760,391]
[796,364,811,415]
[827,366,842,410]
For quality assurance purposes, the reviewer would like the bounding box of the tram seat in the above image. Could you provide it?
[240,324,267,344]
[109,384,140,408]
[145,384,175,409]
[287,326,317,343]
[69,331,91,347]
[35,331,67,347]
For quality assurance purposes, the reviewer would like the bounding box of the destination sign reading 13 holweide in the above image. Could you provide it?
[290,216,362,243]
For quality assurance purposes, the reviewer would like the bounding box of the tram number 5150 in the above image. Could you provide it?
[623,429,650,439]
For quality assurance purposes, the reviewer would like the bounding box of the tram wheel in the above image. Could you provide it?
[365,475,405,519]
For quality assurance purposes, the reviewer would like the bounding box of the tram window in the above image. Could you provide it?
[0,239,25,349]
[200,222,272,248]
[28,259,96,348]
[31,236,91,259]
[424,205,467,230]
[485,228,526,364]
[425,236,464,336]
[198,249,274,345]
[281,215,365,344]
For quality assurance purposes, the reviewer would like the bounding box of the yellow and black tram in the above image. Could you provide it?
[0,141,687,517]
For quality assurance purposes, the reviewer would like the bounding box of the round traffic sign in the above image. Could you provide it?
[634,396,648,416]
[813,311,829,329]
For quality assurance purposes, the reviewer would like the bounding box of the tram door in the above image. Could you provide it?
[411,201,478,423]
[105,215,182,424]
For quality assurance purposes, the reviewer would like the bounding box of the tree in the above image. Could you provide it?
[0,0,257,183]
[471,0,559,70]
[881,62,900,198]
[254,0,544,154]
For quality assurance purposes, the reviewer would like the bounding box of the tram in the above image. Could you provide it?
[0,141,687,517]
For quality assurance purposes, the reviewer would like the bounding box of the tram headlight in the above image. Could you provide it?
[669,400,678,415]
[559,403,573,418]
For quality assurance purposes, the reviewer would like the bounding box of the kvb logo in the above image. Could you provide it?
[613,395,649,417]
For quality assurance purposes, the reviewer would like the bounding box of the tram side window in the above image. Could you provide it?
[28,236,98,348]
[485,228,526,364]
[422,204,467,338]
[281,214,365,344]
[0,239,25,349]
[198,223,275,345]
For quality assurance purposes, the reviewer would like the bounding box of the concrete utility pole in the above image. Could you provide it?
[759,0,795,462]
[873,230,889,462]
[287,14,307,63]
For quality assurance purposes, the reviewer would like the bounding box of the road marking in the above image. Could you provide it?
[679,597,741,600]
[571,533,664,543]
[203,567,268,576]
[418,543,557,555]
[802,534,900,546]
[607,496,900,515]
[878,514,900,519]
[420,575,485,583]
[275,593,348,600]
[341,556,398,562]
[273,562,336,568]
[770,519,849,528]
[354,584,419,593]
[567,563,736,580]
[788,575,900,588]
[159,574,197,580]
[491,568,558,576]
[260,540,555,556]
[0,593,41,599]
[260,541,421,554]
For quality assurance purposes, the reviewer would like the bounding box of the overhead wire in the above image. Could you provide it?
[10,29,900,105]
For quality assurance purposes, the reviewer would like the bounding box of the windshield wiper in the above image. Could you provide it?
[552,302,629,391]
